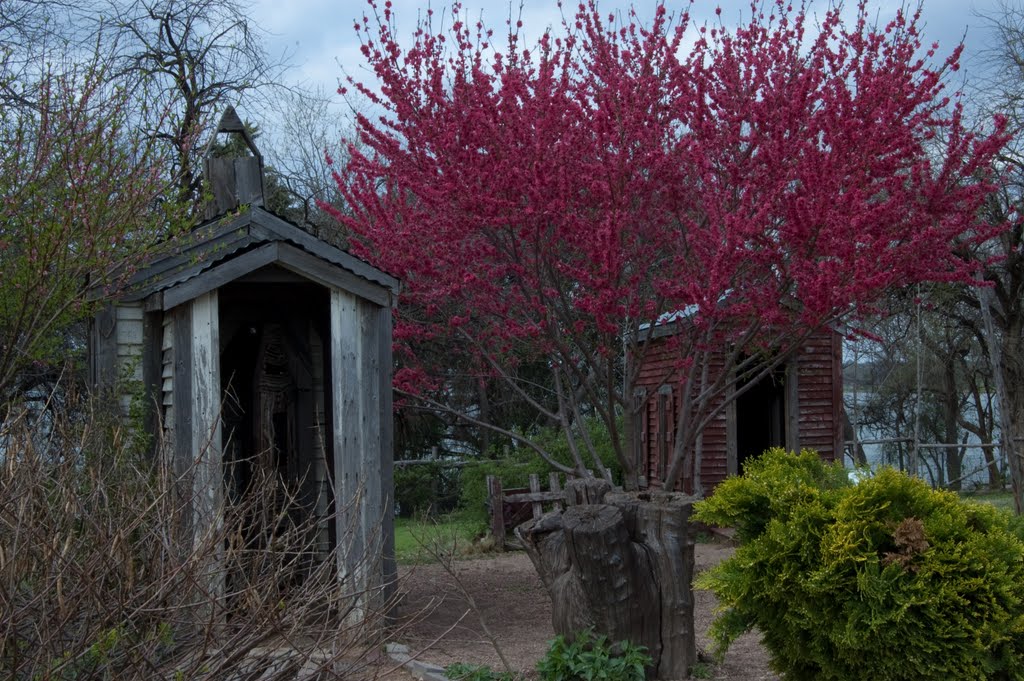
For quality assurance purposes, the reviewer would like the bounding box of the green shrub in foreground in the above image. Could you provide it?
[536,629,650,681]
[694,448,1024,681]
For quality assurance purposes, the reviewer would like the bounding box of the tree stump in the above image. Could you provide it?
[515,480,696,680]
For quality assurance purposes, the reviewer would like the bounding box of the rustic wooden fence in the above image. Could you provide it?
[485,472,568,550]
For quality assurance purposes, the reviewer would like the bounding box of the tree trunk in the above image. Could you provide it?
[515,479,696,680]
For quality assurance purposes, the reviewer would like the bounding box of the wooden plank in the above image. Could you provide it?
[116,304,144,321]
[141,310,163,458]
[504,490,567,504]
[208,156,240,215]
[233,157,264,207]
[161,317,175,424]
[486,475,505,551]
[549,472,563,512]
[528,474,543,519]
[236,265,309,284]
[117,307,144,346]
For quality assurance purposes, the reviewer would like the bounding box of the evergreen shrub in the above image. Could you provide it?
[694,448,1024,680]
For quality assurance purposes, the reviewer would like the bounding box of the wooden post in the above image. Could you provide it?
[486,475,505,551]
[529,473,543,519]
[549,472,563,512]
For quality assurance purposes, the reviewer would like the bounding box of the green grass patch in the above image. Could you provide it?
[961,489,1016,513]
[393,513,483,564]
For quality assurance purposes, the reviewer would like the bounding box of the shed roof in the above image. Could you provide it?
[123,206,400,310]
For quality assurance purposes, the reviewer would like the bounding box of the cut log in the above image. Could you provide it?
[516,481,696,680]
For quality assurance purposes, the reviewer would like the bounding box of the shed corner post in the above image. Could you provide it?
[330,288,370,623]
[378,305,397,613]
[189,291,225,605]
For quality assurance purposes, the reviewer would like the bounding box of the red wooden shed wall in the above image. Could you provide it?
[634,327,842,494]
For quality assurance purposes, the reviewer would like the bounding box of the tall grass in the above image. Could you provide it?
[0,388,398,680]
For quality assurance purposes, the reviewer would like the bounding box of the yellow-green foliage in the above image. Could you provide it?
[694,448,1024,680]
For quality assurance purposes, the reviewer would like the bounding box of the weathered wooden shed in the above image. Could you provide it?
[634,323,842,495]
[88,108,399,609]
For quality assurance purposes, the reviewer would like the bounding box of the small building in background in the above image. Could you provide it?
[633,321,842,495]
[88,107,399,613]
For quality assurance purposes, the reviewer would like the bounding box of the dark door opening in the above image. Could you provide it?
[219,281,332,589]
[736,367,787,473]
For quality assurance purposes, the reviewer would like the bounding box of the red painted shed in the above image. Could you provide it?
[633,325,843,495]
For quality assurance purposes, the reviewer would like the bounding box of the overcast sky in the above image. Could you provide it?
[243,0,1009,160]
[251,0,1005,94]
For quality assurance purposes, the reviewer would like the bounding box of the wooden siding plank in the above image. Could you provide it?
[116,304,146,388]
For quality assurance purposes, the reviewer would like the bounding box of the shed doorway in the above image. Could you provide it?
[736,367,787,473]
[219,279,334,583]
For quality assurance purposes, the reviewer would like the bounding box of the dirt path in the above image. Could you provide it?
[392,543,777,680]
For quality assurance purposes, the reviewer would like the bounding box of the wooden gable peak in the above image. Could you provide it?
[203,106,266,219]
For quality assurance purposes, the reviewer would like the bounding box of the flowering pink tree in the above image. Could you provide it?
[338,0,1005,487]
[335,4,1006,673]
